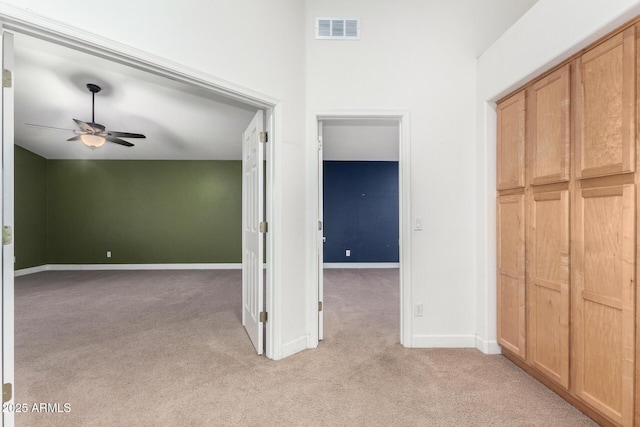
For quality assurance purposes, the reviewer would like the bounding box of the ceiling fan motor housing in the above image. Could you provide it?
[87,83,101,94]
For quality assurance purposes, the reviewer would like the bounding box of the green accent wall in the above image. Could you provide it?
[15,146,48,270]
[46,160,242,264]
[15,153,243,267]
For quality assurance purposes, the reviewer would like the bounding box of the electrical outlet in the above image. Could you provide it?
[106,251,112,258]
[414,303,424,317]
[345,249,351,257]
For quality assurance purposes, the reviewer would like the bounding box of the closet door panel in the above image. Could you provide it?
[577,27,636,178]
[529,65,571,185]
[574,184,635,426]
[497,194,526,358]
[528,189,569,389]
[497,91,526,190]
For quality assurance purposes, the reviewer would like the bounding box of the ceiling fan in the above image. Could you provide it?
[64,83,146,149]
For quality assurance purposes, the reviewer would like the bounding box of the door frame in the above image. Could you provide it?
[0,7,280,359]
[310,110,412,347]
[1,28,14,427]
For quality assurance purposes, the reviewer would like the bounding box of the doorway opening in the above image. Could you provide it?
[5,19,278,423]
[9,29,274,337]
[314,112,412,347]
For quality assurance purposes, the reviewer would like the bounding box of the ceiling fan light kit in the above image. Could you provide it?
[80,134,106,148]
[67,83,146,149]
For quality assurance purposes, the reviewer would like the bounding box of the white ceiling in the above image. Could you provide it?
[472,0,540,56]
[13,0,537,161]
[322,119,399,161]
[14,33,259,160]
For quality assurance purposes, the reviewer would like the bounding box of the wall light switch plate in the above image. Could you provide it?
[345,249,351,257]
[415,217,423,231]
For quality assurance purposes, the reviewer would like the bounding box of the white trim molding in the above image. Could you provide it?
[323,263,399,269]
[0,3,278,109]
[475,336,502,355]
[282,336,308,359]
[14,265,47,277]
[411,335,476,349]
[15,263,242,276]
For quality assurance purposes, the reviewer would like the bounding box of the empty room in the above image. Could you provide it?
[1,0,639,425]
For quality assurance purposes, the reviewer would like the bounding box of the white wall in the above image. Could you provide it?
[322,120,399,161]
[0,0,309,360]
[307,0,486,347]
[476,0,640,353]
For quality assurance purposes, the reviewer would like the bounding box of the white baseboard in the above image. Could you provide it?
[14,265,48,277]
[281,335,308,359]
[475,336,502,355]
[323,262,399,269]
[16,263,243,276]
[411,334,476,348]
[47,263,243,271]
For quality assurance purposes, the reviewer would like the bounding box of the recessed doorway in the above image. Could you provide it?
[314,112,412,347]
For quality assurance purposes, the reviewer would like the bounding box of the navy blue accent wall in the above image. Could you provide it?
[323,161,399,263]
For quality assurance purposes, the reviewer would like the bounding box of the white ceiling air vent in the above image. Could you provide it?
[316,18,360,40]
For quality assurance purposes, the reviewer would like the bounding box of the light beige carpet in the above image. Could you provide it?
[14,269,596,426]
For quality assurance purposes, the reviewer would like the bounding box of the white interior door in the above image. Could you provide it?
[318,121,324,340]
[242,110,264,354]
[1,29,15,427]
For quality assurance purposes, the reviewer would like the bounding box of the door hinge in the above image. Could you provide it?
[2,225,12,245]
[318,220,323,231]
[2,69,11,88]
[318,301,323,312]
[259,221,268,233]
[3,383,12,403]
[260,131,268,143]
[260,311,268,323]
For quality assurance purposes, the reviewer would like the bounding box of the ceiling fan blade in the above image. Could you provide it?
[24,123,75,133]
[73,119,95,133]
[108,131,146,139]
[106,136,134,147]
[67,135,81,142]
[73,119,105,133]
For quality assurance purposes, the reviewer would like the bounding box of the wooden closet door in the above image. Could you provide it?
[528,188,569,389]
[529,65,570,185]
[576,27,636,179]
[497,193,526,358]
[497,91,526,190]
[573,183,635,426]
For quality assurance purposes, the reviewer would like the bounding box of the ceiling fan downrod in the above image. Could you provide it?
[86,83,101,124]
